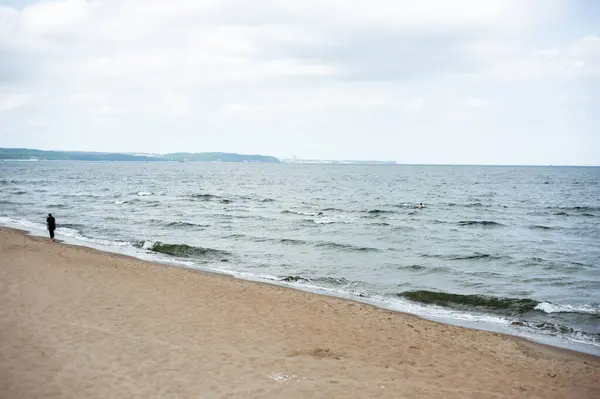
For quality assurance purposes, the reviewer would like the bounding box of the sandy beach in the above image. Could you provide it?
[0,227,598,398]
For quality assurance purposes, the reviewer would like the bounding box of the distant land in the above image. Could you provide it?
[281,158,397,165]
[0,148,280,163]
[0,148,400,165]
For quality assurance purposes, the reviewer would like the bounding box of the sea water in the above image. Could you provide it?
[1,161,598,354]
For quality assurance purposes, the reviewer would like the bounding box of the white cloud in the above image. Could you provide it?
[482,35,600,80]
[26,118,44,127]
[0,93,28,111]
[405,97,425,113]
[0,0,597,165]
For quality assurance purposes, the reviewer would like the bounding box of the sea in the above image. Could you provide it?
[1,161,599,355]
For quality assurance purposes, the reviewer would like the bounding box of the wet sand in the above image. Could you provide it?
[0,227,598,398]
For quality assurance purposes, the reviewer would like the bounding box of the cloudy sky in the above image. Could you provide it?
[0,0,598,164]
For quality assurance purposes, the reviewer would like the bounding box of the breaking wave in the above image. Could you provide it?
[147,242,230,258]
[534,302,600,315]
[282,210,323,216]
[397,290,539,314]
[397,290,600,319]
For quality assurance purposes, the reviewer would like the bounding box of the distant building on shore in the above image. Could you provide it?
[281,159,397,165]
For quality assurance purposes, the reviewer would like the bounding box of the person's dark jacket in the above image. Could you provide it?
[47,215,56,230]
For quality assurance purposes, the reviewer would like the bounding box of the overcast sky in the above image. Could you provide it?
[0,0,598,164]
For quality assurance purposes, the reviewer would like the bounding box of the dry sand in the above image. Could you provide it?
[0,227,599,398]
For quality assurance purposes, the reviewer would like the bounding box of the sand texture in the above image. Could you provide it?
[0,227,599,398]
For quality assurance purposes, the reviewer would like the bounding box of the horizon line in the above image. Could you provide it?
[1,147,598,167]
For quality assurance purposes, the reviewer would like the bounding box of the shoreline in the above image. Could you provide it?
[2,220,598,356]
[5,226,597,361]
[1,226,599,398]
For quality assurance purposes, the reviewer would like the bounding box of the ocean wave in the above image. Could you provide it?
[549,206,599,217]
[280,238,309,245]
[190,193,223,201]
[321,207,345,212]
[513,320,599,345]
[281,275,309,282]
[449,252,503,260]
[448,202,490,208]
[535,302,600,315]
[230,235,379,252]
[529,225,553,230]
[397,290,539,314]
[366,209,395,215]
[393,203,416,208]
[57,223,85,231]
[137,191,153,196]
[165,221,210,228]
[282,210,323,217]
[398,264,426,271]
[222,233,248,239]
[457,220,504,227]
[12,191,27,195]
[315,241,380,252]
[147,242,230,258]
[213,213,275,222]
[279,275,355,287]
[422,252,503,261]
[48,203,68,209]
[311,218,336,224]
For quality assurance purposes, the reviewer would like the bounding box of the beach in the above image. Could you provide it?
[0,227,598,398]
[3,163,599,352]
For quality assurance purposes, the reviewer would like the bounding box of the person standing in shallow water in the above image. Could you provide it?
[47,213,56,241]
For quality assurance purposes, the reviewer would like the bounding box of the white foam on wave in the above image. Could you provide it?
[535,302,599,315]
[310,215,356,225]
[366,293,511,326]
[137,191,152,196]
[313,218,335,224]
[294,211,321,216]
[0,216,47,234]
[114,200,127,205]
[141,240,156,250]
[0,216,199,271]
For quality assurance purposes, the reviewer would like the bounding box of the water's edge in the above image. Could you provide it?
[2,221,598,357]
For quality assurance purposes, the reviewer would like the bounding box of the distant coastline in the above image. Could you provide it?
[281,158,397,165]
[0,147,400,165]
[0,148,280,163]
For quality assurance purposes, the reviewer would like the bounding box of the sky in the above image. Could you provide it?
[0,0,598,165]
